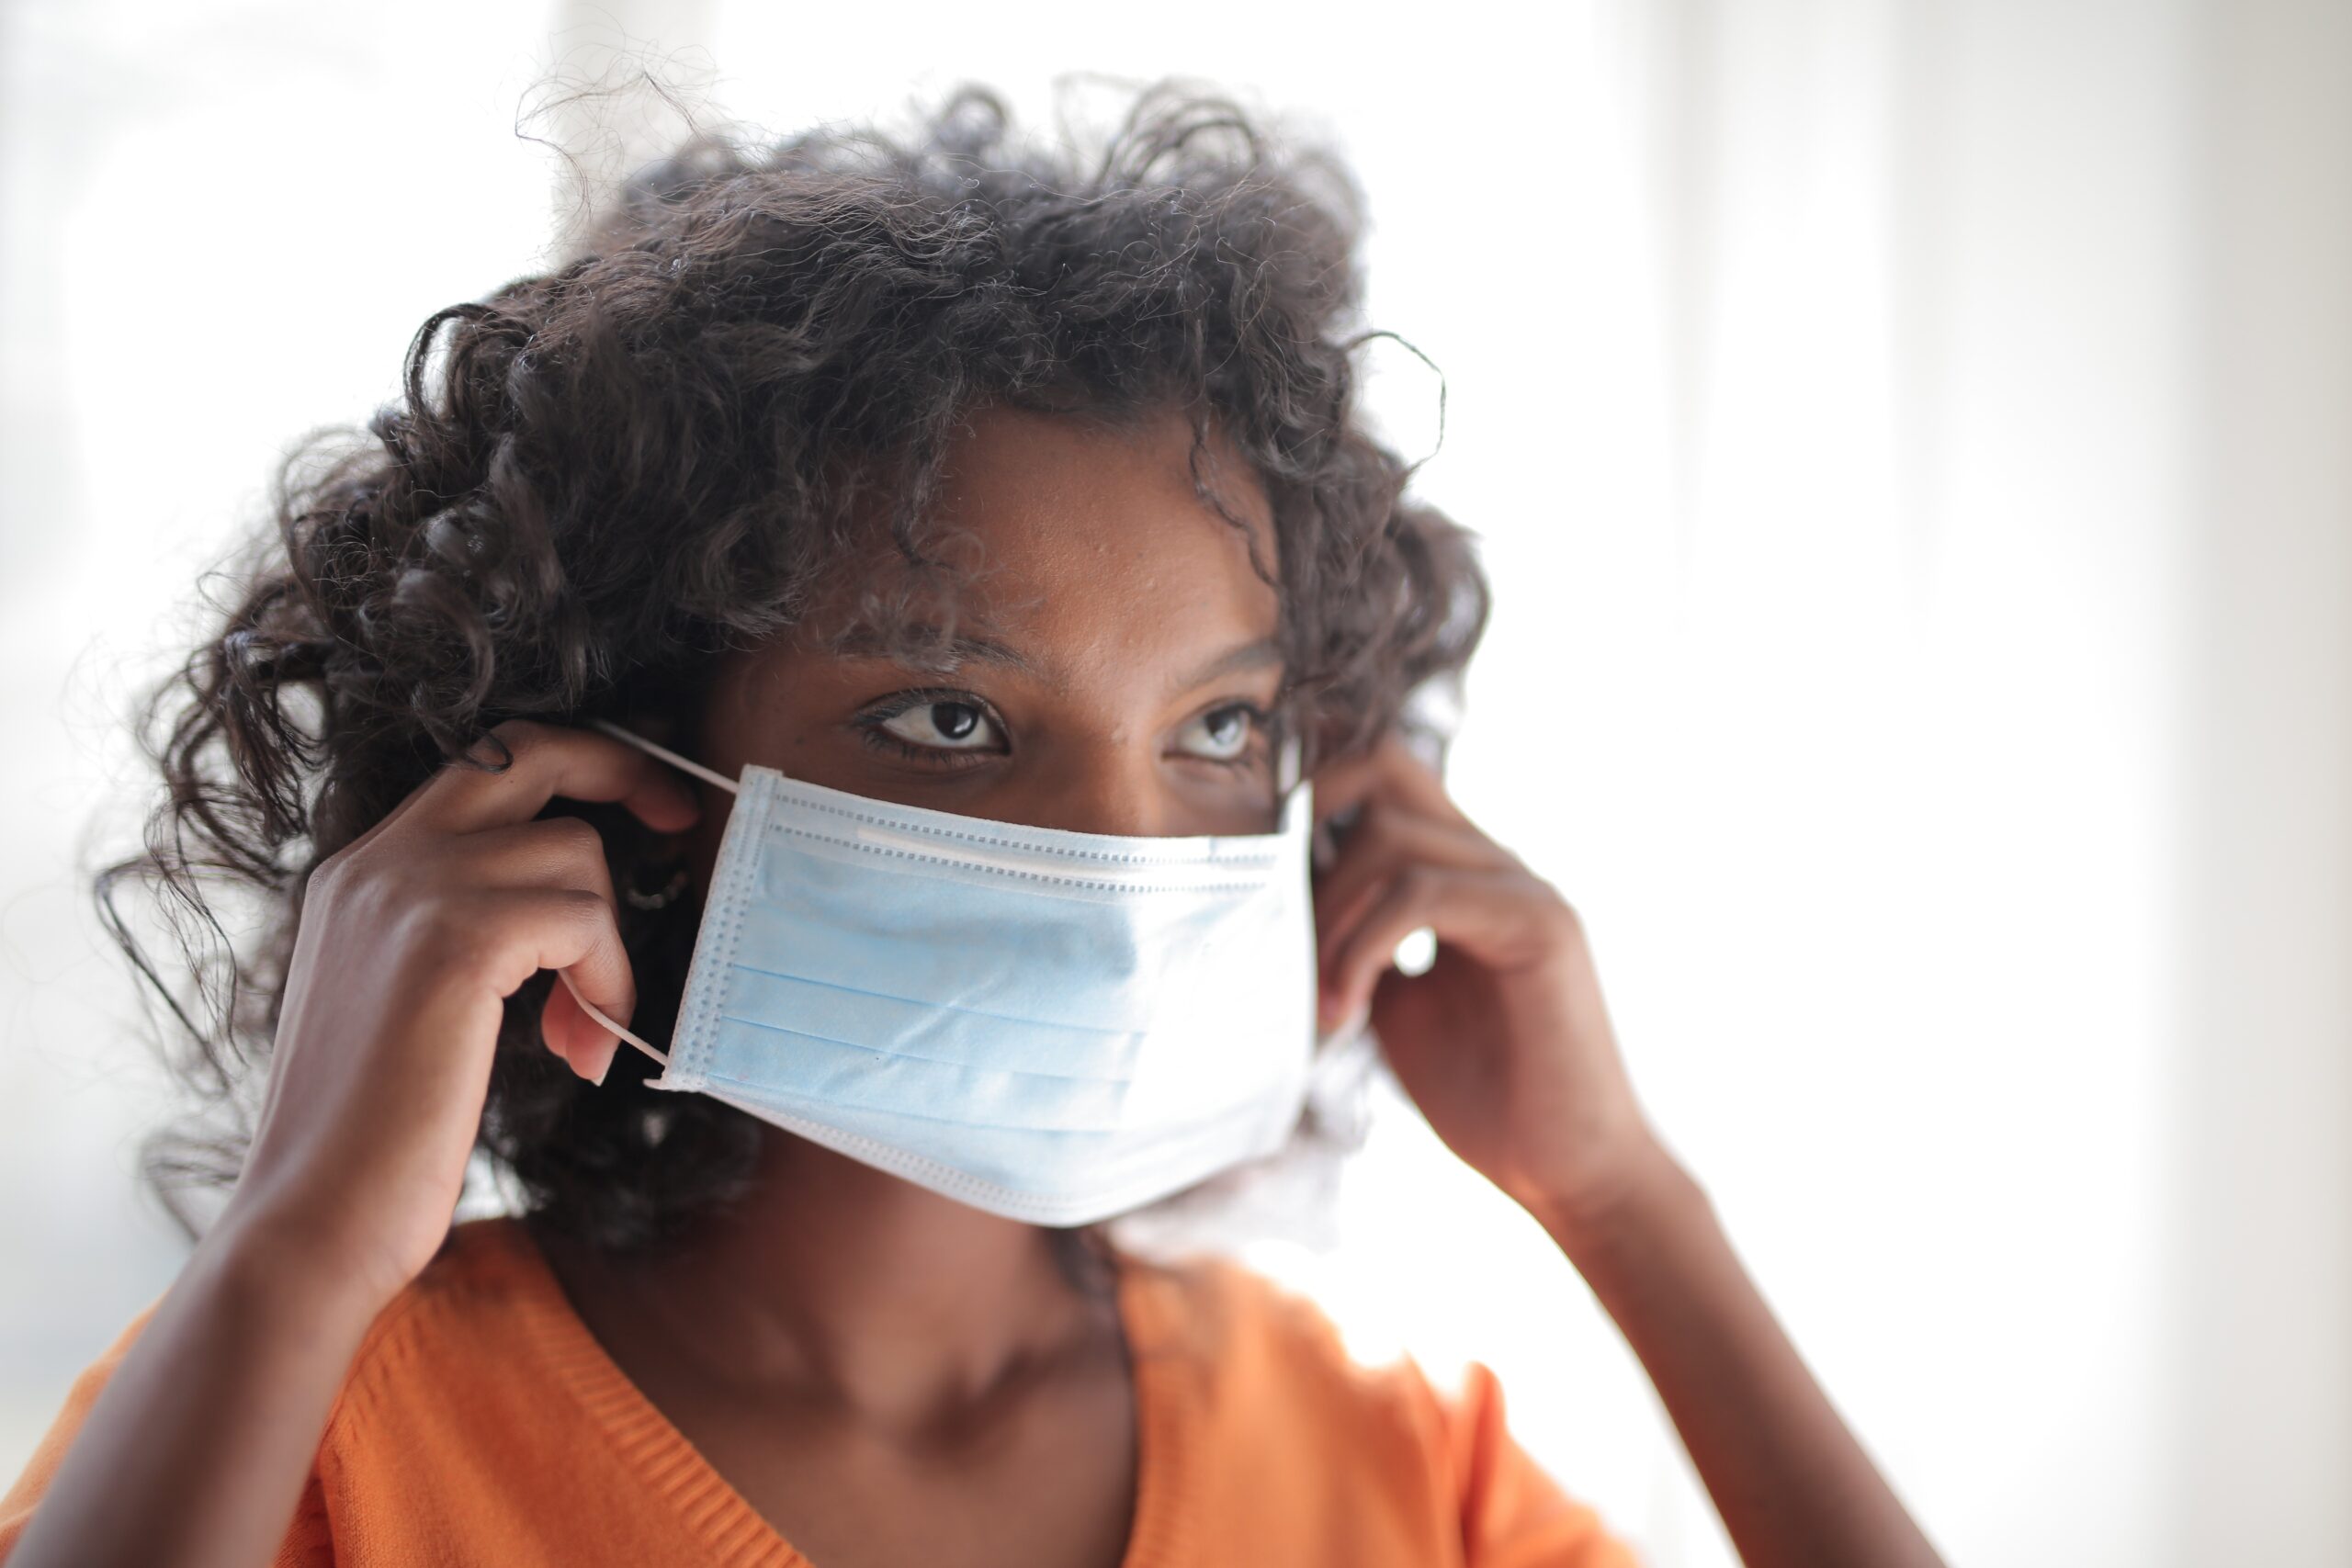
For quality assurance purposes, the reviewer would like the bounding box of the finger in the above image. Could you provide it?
[540,975,622,1086]
[1319,864,1554,1028]
[1313,799,1515,968]
[402,719,703,840]
[1311,728,1466,828]
[437,818,635,1081]
[447,818,624,903]
[450,885,638,1087]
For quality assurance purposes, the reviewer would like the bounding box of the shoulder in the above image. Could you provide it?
[1125,1248,1510,1435]
[11,1216,560,1455]
[1121,1249,1486,1480]
[1118,1251,1641,1566]
[0,1287,166,1554]
[327,1215,555,1420]
[0,1218,549,1564]
[1123,1250,1423,1417]
[307,1213,603,1495]
[277,1216,681,1562]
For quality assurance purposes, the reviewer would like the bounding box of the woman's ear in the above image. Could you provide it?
[1308,801,1362,876]
[620,831,694,911]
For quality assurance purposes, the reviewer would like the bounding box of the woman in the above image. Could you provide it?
[0,84,1942,1567]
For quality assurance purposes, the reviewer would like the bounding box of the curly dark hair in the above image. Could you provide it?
[103,80,1489,1257]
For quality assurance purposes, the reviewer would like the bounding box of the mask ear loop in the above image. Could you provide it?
[551,720,748,1072]
[558,970,671,1069]
[590,718,742,796]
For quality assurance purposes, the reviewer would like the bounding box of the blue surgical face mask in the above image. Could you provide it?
[561,721,1319,1227]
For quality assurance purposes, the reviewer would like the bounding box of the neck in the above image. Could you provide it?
[548,1129,1119,1436]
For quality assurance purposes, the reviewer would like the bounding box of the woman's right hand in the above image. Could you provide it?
[4,722,700,1568]
[213,719,702,1314]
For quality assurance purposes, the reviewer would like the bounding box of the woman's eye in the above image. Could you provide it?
[1174,703,1259,763]
[878,700,1001,751]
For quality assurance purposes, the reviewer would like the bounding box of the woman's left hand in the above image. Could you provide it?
[1315,737,1950,1568]
[1311,732,1661,1235]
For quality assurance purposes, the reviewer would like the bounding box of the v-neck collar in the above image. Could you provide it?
[488,1218,1189,1568]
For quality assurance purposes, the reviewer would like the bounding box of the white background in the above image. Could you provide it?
[3,2,2346,1563]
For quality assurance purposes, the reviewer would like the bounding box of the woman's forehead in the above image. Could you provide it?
[931,402,1275,555]
[797,405,1282,667]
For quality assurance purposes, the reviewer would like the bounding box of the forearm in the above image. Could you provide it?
[10,1217,387,1568]
[1540,1143,1944,1568]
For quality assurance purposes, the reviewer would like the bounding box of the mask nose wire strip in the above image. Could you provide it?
[557,967,671,1068]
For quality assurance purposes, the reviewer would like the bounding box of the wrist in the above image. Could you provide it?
[1525,1130,1707,1268]
[200,1201,411,1337]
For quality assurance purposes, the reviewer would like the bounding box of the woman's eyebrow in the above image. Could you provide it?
[830,623,1040,678]
[1168,636,1283,696]
[828,623,1277,693]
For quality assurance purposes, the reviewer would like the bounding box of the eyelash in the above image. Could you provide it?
[1183,701,1275,771]
[852,690,1274,771]
[853,688,998,769]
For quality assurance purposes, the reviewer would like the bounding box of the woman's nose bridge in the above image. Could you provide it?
[1026,736,1169,838]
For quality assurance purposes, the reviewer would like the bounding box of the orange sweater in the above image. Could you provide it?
[1,1218,1636,1566]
